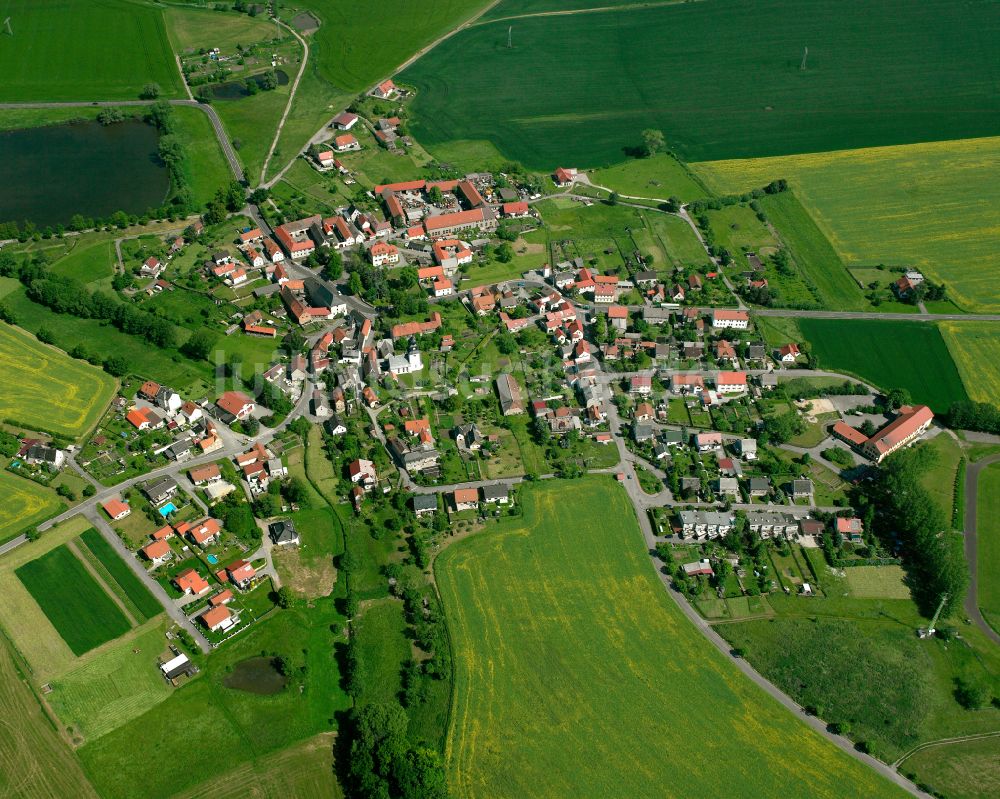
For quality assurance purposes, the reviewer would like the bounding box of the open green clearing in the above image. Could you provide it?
[0,0,183,101]
[47,622,172,743]
[78,604,350,799]
[438,477,907,798]
[759,191,869,310]
[0,637,98,799]
[903,736,1000,799]
[587,154,709,202]
[976,464,1000,635]
[79,529,162,621]
[163,4,279,53]
[481,0,644,19]
[797,318,968,412]
[173,107,234,207]
[0,323,117,440]
[15,545,132,656]
[694,136,1000,312]
[916,433,964,527]
[294,0,489,93]
[354,599,410,706]
[403,0,1000,168]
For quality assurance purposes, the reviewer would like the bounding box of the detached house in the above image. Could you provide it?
[216,391,255,423]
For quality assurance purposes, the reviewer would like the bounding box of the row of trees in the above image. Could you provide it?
[854,444,967,617]
[944,400,1000,435]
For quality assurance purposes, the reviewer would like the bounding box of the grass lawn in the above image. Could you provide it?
[49,240,116,289]
[293,0,490,93]
[403,0,1000,168]
[759,191,869,311]
[438,476,909,798]
[797,318,968,412]
[694,136,1000,313]
[0,323,117,440]
[940,322,1000,406]
[79,528,163,621]
[641,211,708,271]
[0,468,65,546]
[354,598,409,706]
[976,463,1000,635]
[213,86,289,185]
[173,106,235,208]
[705,204,777,255]
[588,154,709,202]
[0,0,183,101]
[842,566,912,600]
[902,736,1000,799]
[172,732,342,799]
[15,544,132,656]
[0,637,98,799]
[163,4,279,53]
[916,433,964,527]
[78,602,350,799]
[47,621,172,743]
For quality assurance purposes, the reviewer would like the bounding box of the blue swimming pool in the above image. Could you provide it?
[158,502,177,517]
[206,554,219,565]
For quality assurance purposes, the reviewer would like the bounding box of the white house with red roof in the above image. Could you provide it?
[226,559,256,590]
[371,79,398,99]
[715,371,748,394]
[553,167,578,186]
[316,149,335,167]
[102,498,131,520]
[711,309,750,329]
[348,458,377,490]
[369,242,400,267]
[332,111,359,129]
[778,343,800,363]
[334,133,360,152]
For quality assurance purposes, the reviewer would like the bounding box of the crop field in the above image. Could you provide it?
[694,136,1000,312]
[403,0,1000,169]
[79,529,162,621]
[47,622,172,743]
[759,191,869,310]
[0,323,117,440]
[940,322,1000,405]
[797,319,968,412]
[437,477,907,798]
[0,0,183,101]
[903,736,1000,799]
[15,545,132,656]
[481,0,643,19]
[0,470,64,546]
[295,0,489,92]
[0,639,98,799]
[976,464,1000,635]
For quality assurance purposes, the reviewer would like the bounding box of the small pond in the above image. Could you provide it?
[211,69,289,99]
[223,656,287,695]
[0,119,169,228]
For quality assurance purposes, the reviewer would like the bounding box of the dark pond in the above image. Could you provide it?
[223,656,287,695]
[0,119,169,228]
[211,69,290,99]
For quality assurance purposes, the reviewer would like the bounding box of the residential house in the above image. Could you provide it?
[175,568,210,596]
[496,373,525,416]
[216,391,255,423]
[226,559,256,590]
[452,488,479,512]
[412,494,438,516]
[102,498,130,520]
[481,483,510,504]
[141,539,172,566]
[200,605,236,632]
[143,477,178,505]
[269,520,300,546]
[348,459,377,490]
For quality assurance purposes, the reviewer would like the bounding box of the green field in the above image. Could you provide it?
[79,529,162,621]
[759,191,869,310]
[842,566,911,600]
[353,599,410,706]
[78,605,350,799]
[903,736,1000,799]
[917,433,964,526]
[797,319,968,412]
[163,4,279,53]
[173,106,235,207]
[49,240,116,289]
[0,323,117,440]
[694,136,1000,312]
[295,0,488,92]
[15,545,132,656]
[438,477,907,798]
[940,322,1000,406]
[0,0,183,101]
[0,469,64,546]
[976,464,1000,635]
[402,0,1000,168]
[587,154,709,202]
[47,622,172,742]
[481,0,642,19]
[0,638,98,799]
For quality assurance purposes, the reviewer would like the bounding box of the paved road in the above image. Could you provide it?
[962,454,1000,645]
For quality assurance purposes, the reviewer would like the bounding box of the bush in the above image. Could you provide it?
[954,676,990,710]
